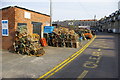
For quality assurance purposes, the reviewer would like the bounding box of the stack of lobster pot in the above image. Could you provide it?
[46,27,80,48]
[13,25,45,56]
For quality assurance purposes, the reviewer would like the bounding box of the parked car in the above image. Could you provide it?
[107,28,113,33]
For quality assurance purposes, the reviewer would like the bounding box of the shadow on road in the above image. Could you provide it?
[95,37,114,40]
[87,47,115,51]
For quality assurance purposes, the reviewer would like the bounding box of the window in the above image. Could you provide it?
[18,23,27,26]
[17,23,27,33]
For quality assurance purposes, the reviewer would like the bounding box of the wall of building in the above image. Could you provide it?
[53,20,97,27]
[98,10,120,33]
[118,1,120,9]
[14,7,50,35]
[1,7,15,50]
[0,10,2,50]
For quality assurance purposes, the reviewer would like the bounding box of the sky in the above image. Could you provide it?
[0,0,120,21]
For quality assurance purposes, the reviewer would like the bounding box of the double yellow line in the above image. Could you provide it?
[36,35,96,80]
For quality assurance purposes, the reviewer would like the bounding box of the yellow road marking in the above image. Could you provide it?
[96,56,102,63]
[70,36,95,58]
[93,52,96,53]
[77,70,89,80]
[83,61,98,68]
[42,45,90,80]
[36,36,96,80]
[92,52,101,56]
[89,56,98,60]
[98,49,101,51]
[43,53,82,80]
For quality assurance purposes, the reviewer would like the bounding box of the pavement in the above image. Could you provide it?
[2,38,88,79]
[118,33,120,79]
[39,32,119,80]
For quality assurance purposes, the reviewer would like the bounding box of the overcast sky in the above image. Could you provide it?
[1,0,120,21]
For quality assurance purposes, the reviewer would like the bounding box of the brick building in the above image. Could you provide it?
[0,6,50,50]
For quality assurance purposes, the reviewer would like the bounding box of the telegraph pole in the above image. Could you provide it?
[50,0,52,26]
[94,15,96,27]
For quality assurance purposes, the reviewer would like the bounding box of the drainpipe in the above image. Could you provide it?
[41,26,44,38]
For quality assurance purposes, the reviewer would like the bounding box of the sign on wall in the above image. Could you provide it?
[44,26,54,33]
[1,20,9,36]
[24,11,31,19]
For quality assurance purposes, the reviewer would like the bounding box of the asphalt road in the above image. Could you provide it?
[42,32,119,80]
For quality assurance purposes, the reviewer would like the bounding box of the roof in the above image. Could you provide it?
[0,6,50,17]
[80,19,97,21]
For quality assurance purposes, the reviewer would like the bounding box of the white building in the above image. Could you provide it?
[118,1,120,9]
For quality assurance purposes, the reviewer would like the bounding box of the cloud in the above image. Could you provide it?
[2,0,120,2]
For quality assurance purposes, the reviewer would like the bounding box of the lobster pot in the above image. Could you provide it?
[72,41,79,48]
[58,41,64,47]
[68,41,72,47]
[64,41,72,47]
[52,39,58,47]
[69,30,75,35]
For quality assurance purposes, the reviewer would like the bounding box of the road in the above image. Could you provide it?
[39,32,119,80]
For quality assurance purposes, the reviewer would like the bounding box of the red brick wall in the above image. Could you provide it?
[14,7,50,35]
[1,7,15,50]
[0,11,2,50]
[1,7,50,50]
